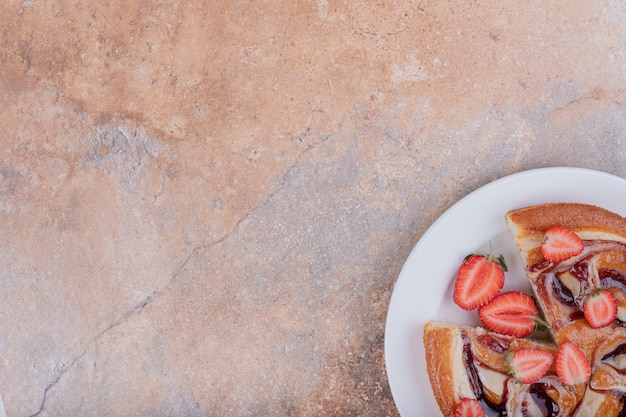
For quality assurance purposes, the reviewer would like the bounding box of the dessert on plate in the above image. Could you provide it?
[424,203,626,416]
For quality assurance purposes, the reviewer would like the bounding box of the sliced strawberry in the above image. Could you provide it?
[454,398,485,417]
[556,341,591,386]
[541,226,584,262]
[453,253,506,311]
[505,348,553,384]
[583,289,617,328]
[478,292,538,337]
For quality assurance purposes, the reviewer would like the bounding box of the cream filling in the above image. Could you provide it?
[559,271,582,298]
[573,388,607,417]
[611,353,626,371]
[577,232,626,245]
[475,363,507,403]
[451,334,476,402]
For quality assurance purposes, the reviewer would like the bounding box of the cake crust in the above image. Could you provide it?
[505,203,626,266]
[423,322,460,416]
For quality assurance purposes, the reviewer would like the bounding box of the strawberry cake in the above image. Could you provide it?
[423,203,626,416]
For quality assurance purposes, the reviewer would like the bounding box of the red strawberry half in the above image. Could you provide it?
[478,291,539,337]
[541,226,584,262]
[454,398,485,417]
[453,252,507,311]
[556,341,591,386]
[583,289,617,328]
[505,348,553,384]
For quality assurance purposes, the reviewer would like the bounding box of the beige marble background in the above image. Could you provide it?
[2,1,626,416]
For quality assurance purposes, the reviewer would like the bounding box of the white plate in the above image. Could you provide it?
[384,167,626,416]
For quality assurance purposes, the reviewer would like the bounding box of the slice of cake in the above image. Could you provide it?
[424,203,626,416]
[424,321,582,416]
[506,203,626,413]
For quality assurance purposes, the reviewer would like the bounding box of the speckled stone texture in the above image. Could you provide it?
[2,1,626,416]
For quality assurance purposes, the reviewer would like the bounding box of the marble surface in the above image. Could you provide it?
[3,1,626,415]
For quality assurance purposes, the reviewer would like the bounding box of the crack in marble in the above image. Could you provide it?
[193,120,347,255]
[29,251,194,417]
[27,118,346,415]
[385,128,426,162]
